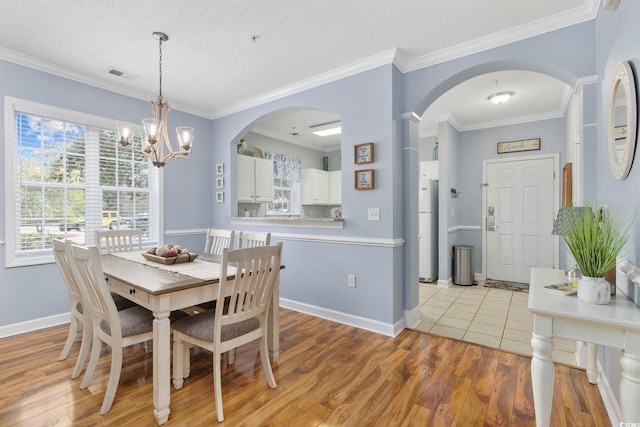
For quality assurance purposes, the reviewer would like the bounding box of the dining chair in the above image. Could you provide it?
[69,243,156,415]
[204,228,235,261]
[198,229,236,312]
[95,229,143,253]
[237,231,271,248]
[94,229,143,311]
[52,239,91,379]
[172,243,283,422]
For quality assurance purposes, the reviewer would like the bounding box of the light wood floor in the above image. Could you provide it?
[0,308,609,426]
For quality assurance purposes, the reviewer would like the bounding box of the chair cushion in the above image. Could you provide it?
[172,310,260,343]
[111,292,137,311]
[100,306,154,337]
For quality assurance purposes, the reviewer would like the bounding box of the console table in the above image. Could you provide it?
[528,267,640,426]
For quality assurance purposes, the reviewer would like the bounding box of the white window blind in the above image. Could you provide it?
[4,97,159,267]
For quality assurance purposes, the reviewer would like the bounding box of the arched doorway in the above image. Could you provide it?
[404,59,584,329]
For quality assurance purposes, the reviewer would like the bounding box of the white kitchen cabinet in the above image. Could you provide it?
[329,170,342,204]
[302,169,341,205]
[301,169,329,204]
[237,155,273,202]
[254,157,274,202]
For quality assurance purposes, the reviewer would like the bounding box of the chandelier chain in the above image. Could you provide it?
[158,37,163,102]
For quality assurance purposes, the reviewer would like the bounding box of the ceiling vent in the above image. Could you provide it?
[603,0,621,10]
[106,68,140,81]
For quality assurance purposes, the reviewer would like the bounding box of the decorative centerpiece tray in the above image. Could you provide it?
[141,252,199,265]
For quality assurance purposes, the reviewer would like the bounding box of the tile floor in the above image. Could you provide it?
[414,281,579,366]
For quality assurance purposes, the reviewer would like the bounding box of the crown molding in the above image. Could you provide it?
[401,0,600,73]
[209,49,399,119]
[0,47,213,119]
[1,0,599,122]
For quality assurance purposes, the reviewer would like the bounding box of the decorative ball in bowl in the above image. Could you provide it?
[142,244,198,264]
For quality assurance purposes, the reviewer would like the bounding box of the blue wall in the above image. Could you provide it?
[0,59,213,327]
[593,0,640,407]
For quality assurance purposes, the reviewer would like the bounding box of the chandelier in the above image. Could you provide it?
[118,32,193,167]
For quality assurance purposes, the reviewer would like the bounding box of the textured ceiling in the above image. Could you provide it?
[0,0,594,121]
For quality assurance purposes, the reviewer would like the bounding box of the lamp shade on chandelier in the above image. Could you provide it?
[117,32,193,167]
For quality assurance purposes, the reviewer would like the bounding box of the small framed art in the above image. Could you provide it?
[216,163,224,175]
[497,138,540,154]
[354,142,374,164]
[216,191,224,203]
[216,177,224,189]
[354,169,374,190]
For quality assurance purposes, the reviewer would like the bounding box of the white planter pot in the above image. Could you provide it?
[577,276,611,305]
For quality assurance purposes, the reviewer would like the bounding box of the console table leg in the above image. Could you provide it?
[620,351,640,423]
[531,333,554,427]
[587,343,598,384]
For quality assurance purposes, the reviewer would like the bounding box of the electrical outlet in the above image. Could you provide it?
[348,274,356,288]
[368,208,380,221]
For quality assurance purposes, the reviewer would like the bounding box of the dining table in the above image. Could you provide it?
[100,250,282,425]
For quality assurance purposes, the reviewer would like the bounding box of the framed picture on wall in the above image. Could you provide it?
[216,163,224,175]
[216,177,224,189]
[216,191,224,203]
[354,169,374,190]
[354,142,374,164]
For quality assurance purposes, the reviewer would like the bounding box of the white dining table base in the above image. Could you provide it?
[152,303,172,424]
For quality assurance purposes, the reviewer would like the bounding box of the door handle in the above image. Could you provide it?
[487,206,497,231]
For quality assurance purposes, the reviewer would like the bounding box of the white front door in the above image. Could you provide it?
[485,155,558,283]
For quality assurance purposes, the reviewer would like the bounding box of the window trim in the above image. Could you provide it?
[4,96,160,267]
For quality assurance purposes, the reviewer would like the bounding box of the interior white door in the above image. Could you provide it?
[485,157,556,283]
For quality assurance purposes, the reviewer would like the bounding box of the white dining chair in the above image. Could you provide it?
[198,228,236,313]
[237,231,271,249]
[94,229,143,311]
[95,229,143,253]
[69,243,156,415]
[172,243,283,422]
[52,239,91,379]
[204,229,235,261]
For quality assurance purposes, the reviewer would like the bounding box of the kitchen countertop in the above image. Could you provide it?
[230,216,344,228]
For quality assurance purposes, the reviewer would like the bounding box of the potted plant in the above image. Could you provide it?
[559,203,633,304]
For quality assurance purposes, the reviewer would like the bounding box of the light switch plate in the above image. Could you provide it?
[368,208,380,221]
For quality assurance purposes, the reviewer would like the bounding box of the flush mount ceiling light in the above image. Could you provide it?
[117,32,194,167]
[488,91,514,105]
[310,121,342,137]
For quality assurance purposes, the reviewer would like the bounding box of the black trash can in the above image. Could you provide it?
[453,245,474,286]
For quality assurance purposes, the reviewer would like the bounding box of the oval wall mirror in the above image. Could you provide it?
[607,62,637,180]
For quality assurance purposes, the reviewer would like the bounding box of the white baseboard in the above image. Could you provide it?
[280,298,399,337]
[3,300,403,340]
[0,312,70,339]
[596,359,622,426]
[437,277,453,288]
[404,305,421,330]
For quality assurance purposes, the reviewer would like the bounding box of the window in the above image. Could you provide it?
[5,97,159,267]
[270,177,300,215]
[264,152,301,216]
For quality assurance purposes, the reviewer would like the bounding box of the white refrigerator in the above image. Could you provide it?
[419,178,438,282]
